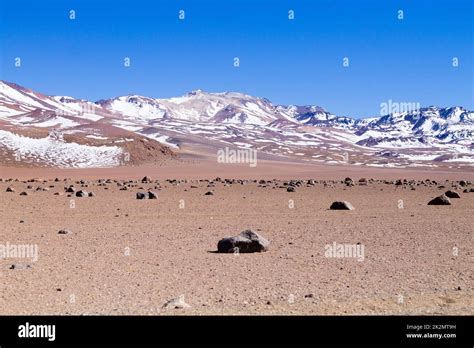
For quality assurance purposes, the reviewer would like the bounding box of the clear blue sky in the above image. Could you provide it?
[0,0,472,117]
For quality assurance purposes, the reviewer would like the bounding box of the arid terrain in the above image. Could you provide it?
[0,160,472,315]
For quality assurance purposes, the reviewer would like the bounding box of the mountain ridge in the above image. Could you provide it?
[0,80,472,169]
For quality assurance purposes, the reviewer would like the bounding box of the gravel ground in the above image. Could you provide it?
[0,174,472,315]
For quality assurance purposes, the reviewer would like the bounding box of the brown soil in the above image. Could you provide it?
[0,163,472,315]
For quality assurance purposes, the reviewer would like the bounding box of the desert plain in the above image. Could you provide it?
[0,159,473,315]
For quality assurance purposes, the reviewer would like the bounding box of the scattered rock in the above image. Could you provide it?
[286,186,296,192]
[428,194,451,205]
[217,229,270,253]
[66,187,76,193]
[329,201,355,210]
[444,190,461,198]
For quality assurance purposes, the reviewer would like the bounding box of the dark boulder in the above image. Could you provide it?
[445,190,461,198]
[329,201,355,210]
[75,190,88,197]
[428,194,451,205]
[217,230,270,253]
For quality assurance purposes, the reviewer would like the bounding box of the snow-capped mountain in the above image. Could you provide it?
[0,80,472,169]
[355,107,473,147]
[98,89,294,125]
[0,81,174,168]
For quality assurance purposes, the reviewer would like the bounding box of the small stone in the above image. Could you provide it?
[162,295,191,310]
[444,190,461,198]
[58,229,71,235]
[6,187,15,192]
[136,192,146,199]
[286,186,296,192]
[75,190,88,197]
[9,264,31,270]
[428,194,451,205]
[329,201,355,210]
[147,191,157,199]
[204,191,214,196]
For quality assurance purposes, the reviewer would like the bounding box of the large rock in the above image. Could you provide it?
[428,194,451,205]
[329,201,355,210]
[217,230,270,253]
[444,190,461,198]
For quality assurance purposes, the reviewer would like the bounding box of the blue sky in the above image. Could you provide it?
[0,0,472,117]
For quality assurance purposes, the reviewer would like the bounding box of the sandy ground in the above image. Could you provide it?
[0,162,472,316]
[0,157,473,181]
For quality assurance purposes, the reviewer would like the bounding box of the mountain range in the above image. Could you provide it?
[0,80,472,169]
